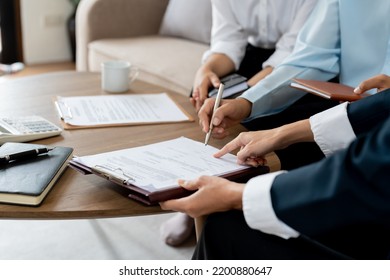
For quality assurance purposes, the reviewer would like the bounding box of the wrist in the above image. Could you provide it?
[236,98,252,119]
[227,182,245,211]
[278,119,314,148]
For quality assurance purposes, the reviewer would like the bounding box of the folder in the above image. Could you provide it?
[68,137,269,205]
[290,79,370,101]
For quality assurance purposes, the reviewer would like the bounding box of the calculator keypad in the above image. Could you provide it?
[1,117,61,134]
[0,116,62,144]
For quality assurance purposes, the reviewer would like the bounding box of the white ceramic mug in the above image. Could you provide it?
[101,61,139,93]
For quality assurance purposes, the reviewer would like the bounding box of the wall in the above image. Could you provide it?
[20,0,74,64]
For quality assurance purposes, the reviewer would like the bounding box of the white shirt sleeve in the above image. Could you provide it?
[243,171,300,239]
[310,102,356,157]
[202,0,249,69]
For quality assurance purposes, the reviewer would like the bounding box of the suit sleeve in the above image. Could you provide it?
[270,114,390,236]
[347,88,390,136]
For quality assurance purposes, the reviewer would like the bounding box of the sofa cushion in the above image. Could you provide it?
[88,36,209,96]
[159,0,212,44]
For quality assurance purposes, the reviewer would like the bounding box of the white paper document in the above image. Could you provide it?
[55,93,191,126]
[73,137,249,191]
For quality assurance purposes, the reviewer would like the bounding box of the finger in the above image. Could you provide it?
[244,156,267,167]
[178,178,200,191]
[198,80,212,104]
[190,97,196,107]
[236,147,253,164]
[211,101,238,127]
[214,136,243,158]
[192,88,200,99]
[198,99,215,133]
[354,75,386,94]
[209,73,221,88]
[195,99,203,112]
[243,158,260,167]
[160,198,186,212]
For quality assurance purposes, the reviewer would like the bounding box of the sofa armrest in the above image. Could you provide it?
[76,0,170,71]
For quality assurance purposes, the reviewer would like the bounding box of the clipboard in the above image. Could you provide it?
[68,158,269,205]
[67,137,270,205]
[54,93,194,130]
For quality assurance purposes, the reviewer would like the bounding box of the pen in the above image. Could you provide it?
[204,83,225,146]
[0,147,54,164]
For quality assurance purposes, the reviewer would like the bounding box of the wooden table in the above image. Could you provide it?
[0,71,279,219]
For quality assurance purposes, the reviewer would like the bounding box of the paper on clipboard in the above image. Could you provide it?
[68,137,271,205]
[54,93,193,129]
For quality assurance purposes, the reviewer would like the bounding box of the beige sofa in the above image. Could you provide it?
[76,0,212,96]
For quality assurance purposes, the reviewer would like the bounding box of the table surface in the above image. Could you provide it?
[0,71,279,219]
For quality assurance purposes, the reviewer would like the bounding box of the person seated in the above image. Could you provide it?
[190,0,318,111]
[160,74,390,259]
[161,0,318,247]
[162,0,390,247]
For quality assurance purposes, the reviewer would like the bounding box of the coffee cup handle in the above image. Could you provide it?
[129,66,139,84]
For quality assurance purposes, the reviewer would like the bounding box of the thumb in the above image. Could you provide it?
[178,179,200,191]
[354,76,382,94]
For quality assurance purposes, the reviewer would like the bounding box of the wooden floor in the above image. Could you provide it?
[1,61,76,80]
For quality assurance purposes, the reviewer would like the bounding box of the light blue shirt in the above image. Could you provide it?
[240,0,390,121]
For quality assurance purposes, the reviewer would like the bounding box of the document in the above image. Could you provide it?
[55,93,192,129]
[72,137,249,192]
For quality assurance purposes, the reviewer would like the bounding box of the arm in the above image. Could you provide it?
[191,0,248,110]
[270,115,390,236]
[240,0,341,120]
[162,89,390,239]
[203,0,250,70]
[215,88,390,162]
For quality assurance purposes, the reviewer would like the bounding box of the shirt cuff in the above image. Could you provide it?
[243,171,300,239]
[309,102,356,157]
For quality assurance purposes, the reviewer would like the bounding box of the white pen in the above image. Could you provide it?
[204,83,225,145]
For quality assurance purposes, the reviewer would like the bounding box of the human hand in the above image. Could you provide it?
[198,98,252,139]
[191,67,221,112]
[214,131,277,166]
[354,74,390,94]
[160,176,244,218]
[214,119,313,166]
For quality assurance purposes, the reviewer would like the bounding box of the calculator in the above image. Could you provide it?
[0,116,62,144]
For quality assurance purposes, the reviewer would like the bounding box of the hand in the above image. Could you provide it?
[160,176,244,218]
[214,131,278,166]
[191,54,235,111]
[198,98,252,139]
[191,68,221,112]
[214,120,314,166]
[354,74,390,94]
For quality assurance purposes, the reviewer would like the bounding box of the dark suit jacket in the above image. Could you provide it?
[271,89,390,238]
